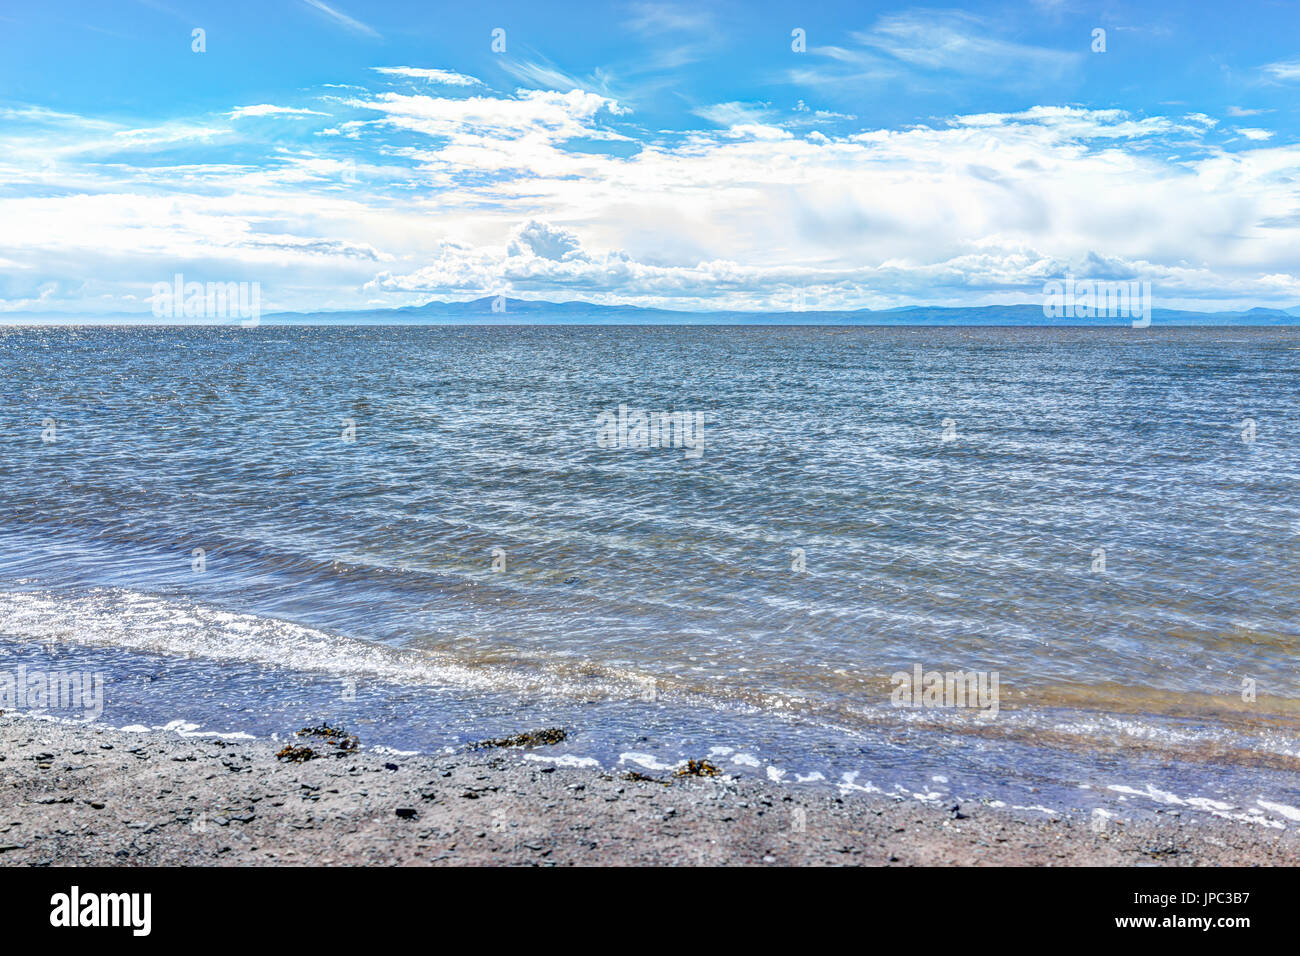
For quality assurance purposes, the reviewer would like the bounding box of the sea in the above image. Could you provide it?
[1,324,1298,825]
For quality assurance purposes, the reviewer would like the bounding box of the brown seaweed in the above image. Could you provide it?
[295,722,360,755]
[674,759,721,777]
[467,727,568,750]
[275,744,317,763]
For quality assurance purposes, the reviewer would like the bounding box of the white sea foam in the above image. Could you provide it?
[618,752,677,771]
[524,753,599,768]
[1107,783,1184,805]
[1103,783,1297,827]
[0,587,521,693]
[838,771,883,796]
[1257,798,1300,821]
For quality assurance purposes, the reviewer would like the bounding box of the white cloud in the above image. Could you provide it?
[0,106,116,129]
[498,60,596,94]
[370,67,481,86]
[506,220,586,260]
[355,101,1300,309]
[299,0,379,39]
[1261,58,1300,82]
[858,10,1076,74]
[105,124,232,150]
[349,89,629,142]
[625,2,713,35]
[950,105,1192,139]
[229,105,330,119]
[802,10,1082,91]
[1,86,1297,315]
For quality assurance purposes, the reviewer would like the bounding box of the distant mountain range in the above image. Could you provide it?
[259,297,1300,325]
[7,296,1300,325]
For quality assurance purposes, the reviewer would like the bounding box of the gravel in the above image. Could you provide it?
[1,714,1296,866]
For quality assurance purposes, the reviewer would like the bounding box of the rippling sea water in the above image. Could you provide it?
[2,325,1298,822]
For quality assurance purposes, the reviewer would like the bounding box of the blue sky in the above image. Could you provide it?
[1,0,1298,314]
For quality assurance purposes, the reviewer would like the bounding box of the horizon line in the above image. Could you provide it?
[4,297,1300,322]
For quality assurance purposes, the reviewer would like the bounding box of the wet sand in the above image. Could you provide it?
[1,714,1296,866]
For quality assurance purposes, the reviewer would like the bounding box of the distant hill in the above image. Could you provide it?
[6,296,1300,326]
[260,297,1300,326]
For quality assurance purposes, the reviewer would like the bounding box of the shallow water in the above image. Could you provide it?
[1,325,1298,824]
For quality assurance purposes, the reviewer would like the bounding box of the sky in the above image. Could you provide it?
[0,0,1298,315]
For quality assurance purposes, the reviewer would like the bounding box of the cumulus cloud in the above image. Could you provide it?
[1,74,1297,315]
[506,221,586,260]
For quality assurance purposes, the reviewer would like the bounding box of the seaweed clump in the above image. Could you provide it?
[275,744,317,763]
[622,770,671,786]
[295,722,360,756]
[675,759,721,778]
[469,727,568,750]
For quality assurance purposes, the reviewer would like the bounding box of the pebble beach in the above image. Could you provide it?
[2,714,1296,867]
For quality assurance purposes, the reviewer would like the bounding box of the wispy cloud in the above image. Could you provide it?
[299,0,379,39]
[799,10,1082,90]
[0,106,116,129]
[693,101,772,127]
[624,2,714,36]
[371,67,482,87]
[622,2,719,72]
[229,105,330,119]
[855,10,1081,80]
[498,59,597,94]
[1260,57,1300,82]
[106,123,232,150]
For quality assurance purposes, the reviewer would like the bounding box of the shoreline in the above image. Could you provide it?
[1,714,1297,866]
